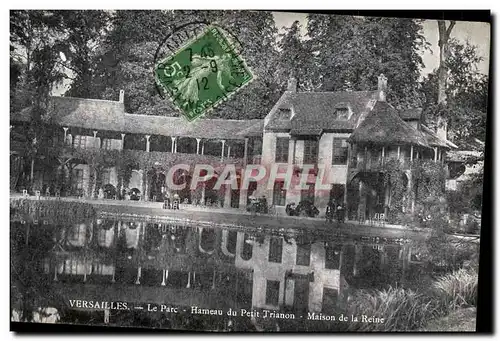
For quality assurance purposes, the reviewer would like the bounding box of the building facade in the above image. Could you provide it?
[10,74,459,222]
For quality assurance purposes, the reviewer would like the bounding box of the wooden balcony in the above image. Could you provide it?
[349,157,411,172]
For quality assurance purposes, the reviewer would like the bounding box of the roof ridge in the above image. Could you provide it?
[124,112,260,123]
[295,90,377,95]
[51,95,121,105]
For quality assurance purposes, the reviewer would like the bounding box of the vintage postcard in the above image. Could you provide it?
[10,10,490,332]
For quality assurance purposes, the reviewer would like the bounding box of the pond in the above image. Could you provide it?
[10,215,430,331]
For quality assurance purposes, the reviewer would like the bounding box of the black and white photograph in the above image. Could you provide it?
[9,10,491,332]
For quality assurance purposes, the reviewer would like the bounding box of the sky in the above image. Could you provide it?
[272,11,491,77]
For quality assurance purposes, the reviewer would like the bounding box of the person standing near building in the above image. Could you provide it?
[336,202,346,223]
[326,200,335,223]
[163,190,171,209]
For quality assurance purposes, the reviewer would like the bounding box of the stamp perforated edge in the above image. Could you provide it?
[154,25,256,122]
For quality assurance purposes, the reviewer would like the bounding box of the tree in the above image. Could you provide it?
[55,10,111,99]
[306,14,428,108]
[421,38,488,146]
[88,10,280,120]
[275,20,313,91]
[437,20,456,105]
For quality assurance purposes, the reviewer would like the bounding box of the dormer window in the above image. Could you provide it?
[334,108,350,120]
[334,103,351,120]
[277,108,292,120]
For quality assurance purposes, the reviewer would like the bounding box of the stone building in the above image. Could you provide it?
[10,74,459,221]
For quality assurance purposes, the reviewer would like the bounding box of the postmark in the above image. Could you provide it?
[154,25,254,121]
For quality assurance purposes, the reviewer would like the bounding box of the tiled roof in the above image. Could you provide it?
[349,101,430,147]
[11,96,261,140]
[235,121,264,137]
[122,114,261,140]
[265,90,379,133]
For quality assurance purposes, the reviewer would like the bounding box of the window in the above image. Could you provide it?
[265,280,280,306]
[73,135,88,149]
[296,242,311,266]
[102,139,113,150]
[102,169,111,185]
[325,243,342,270]
[332,139,348,165]
[303,140,318,164]
[334,107,350,120]
[275,137,289,163]
[269,237,283,263]
[272,181,286,206]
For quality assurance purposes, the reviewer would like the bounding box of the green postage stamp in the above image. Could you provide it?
[155,26,254,121]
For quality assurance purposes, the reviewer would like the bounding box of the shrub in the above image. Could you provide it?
[346,286,438,331]
[431,268,478,313]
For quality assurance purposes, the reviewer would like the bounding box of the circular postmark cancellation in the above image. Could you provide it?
[154,23,254,122]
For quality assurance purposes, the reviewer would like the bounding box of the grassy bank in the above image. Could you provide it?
[345,267,478,331]
[10,198,96,223]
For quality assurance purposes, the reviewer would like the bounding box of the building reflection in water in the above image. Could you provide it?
[13,219,415,321]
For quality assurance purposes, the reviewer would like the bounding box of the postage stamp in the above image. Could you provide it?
[155,25,254,121]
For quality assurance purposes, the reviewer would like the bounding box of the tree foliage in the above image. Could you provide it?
[305,14,429,108]
[421,38,488,146]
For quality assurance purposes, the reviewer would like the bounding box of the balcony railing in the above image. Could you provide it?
[350,157,411,171]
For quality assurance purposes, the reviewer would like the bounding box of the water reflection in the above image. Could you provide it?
[11,218,420,330]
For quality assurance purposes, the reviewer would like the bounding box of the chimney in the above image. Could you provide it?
[377,74,387,102]
[119,90,125,103]
[287,78,297,92]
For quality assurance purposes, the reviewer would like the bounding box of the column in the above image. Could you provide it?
[186,271,191,288]
[111,267,116,283]
[171,137,176,153]
[211,269,216,289]
[201,141,205,155]
[380,247,388,269]
[93,130,98,148]
[63,127,69,144]
[410,145,414,162]
[201,182,206,205]
[381,146,385,165]
[227,145,231,158]
[145,135,151,153]
[358,180,366,221]
[243,137,249,165]
[220,140,226,161]
[104,309,110,324]
[196,138,201,154]
[135,266,142,285]
[121,133,126,149]
[434,147,438,162]
[53,262,58,281]
[224,184,231,208]
[397,146,401,160]
[161,269,167,286]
